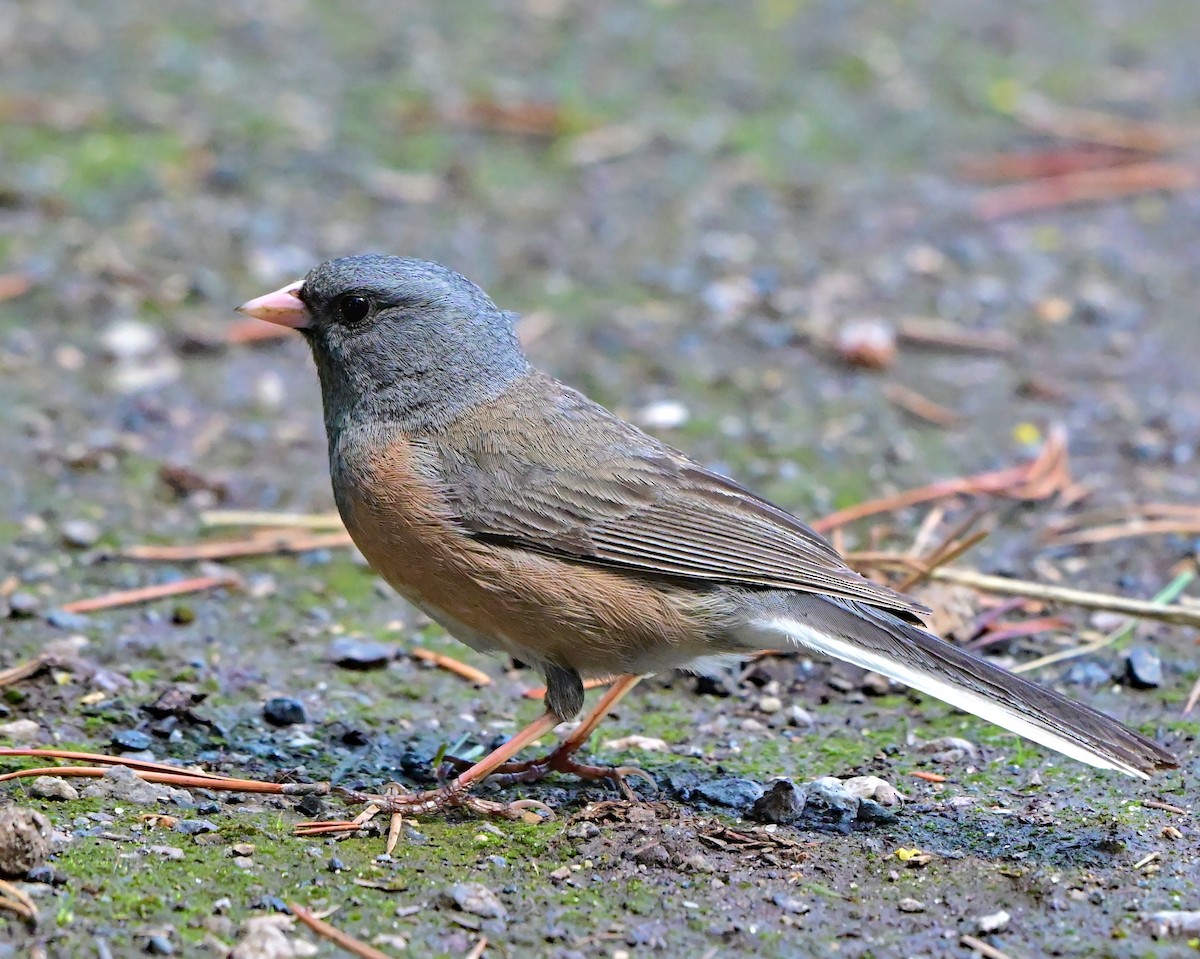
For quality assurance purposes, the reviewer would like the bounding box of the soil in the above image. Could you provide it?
[1,2,1198,957]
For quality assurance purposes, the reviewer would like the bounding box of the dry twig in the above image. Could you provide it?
[0,879,37,924]
[123,531,353,562]
[61,574,240,614]
[289,903,397,959]
[410,648,493,686]
[960,933,1015,959]
[882,383,961,428]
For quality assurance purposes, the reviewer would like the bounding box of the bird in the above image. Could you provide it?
[237,254,1177,818]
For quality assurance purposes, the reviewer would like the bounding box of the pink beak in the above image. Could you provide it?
[236,279,310,329]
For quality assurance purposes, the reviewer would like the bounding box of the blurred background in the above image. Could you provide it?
[2,2,1199,956]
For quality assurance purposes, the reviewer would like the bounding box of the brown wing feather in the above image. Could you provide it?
[433,372,929,623]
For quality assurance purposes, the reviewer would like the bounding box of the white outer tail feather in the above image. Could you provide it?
[752,615,1152,780]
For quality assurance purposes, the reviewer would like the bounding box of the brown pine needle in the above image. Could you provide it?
[0,878,37,923]
[123,531,354,562]
[465,937,489,959]
[895,318,1017,354]
[1143,799,1189,815]
[1047,518,1200,549]
[912,771,947,783]
[975,159,1199,220]
[1012,92,1200,153]
[960,933,1016,959]
[60,574,240,614]
[410,648,493,686]
[813,427,1069,532]
[929,568,1199,630]
[201,509,345,530]
[882,383,961,428]
[289,903,398,959]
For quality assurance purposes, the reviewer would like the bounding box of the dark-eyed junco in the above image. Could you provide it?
[238,254,1177,817]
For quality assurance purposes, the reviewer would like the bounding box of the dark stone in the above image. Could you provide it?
[111,729,153,752]
[262,697,306,726]
[801,777,860,829]
[174,819,217,835]
[26,864,67,885]
[692,777,764,810]
[144,935,173,955]
[749,779,806,824]
[8,592,39,618]
[249,895,290,913]
[1125,647,1163,689]
[327,637,395,670]
[295,794,324,818]
[857,799,897,824]
[328,856,346,872]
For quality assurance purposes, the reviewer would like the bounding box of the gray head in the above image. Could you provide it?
[242,255,531,433]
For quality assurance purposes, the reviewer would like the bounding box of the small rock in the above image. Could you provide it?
[60,519,101,549]
[803,777,860,827]
[102,319,162,359]
[0,719,41,743]
[636,400,690,430]
[1064,661,1111,687]
[327,857,345,873]
[46,609,90,630]
[835,319,896,369]
[263,697,306,727]
[444,882,507,920]
[860,672,893,696]
[29,776,79,801]
[756,695,783,714]
[692,777,764,810]
[1125,647,1163,689]
[786,705,814,727]
[917,736,977,764]
[327,637,395,670]
[749,779,806,824]
[857,799,897,824]
[174,819,217,836]
[229,915,319,959]
[144,934,173,955]
[977,909,1011,933]
[81,765,190,804]
[600,735,669,752]
[898,897,926,913]
[841,776,904,806]
[771,893,811,915]
[112,729,153,752]
[145,845,185,860]
[680,852,715,873]
[230,843,256,857]
[7,592,40,618]
[0,806,53,877]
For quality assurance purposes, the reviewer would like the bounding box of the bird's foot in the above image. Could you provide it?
[445,745,657,800]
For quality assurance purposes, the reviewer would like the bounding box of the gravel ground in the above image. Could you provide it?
[2,2,1199,957]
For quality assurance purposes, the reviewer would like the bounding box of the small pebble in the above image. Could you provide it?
[977,909,1011,933]
[445,882,507,920]
[112,729,153,752]
[0,720,41,743]
[1125,647,1163,689]
[636,400,690,430]
[143,934,173,955]
[60,519,100,548]
[262,697,306,727]
[898,897,926,913]
[30,776,79,801]
[327,857,345,872]
[692,777,764,810]
[756,695,783,714]
[835,319,896,369]
[327,637,395,670]
[174,819,217,836]
[749,779,806,824]
[8,592,40,618]
[0,806,53,877]
[860,672,892,696]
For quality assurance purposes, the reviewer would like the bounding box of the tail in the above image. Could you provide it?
[746,595,1178,779]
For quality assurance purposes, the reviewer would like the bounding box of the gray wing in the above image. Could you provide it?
[435,375,929,623]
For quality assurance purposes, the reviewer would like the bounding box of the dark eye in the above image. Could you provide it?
[336,294,371,324]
